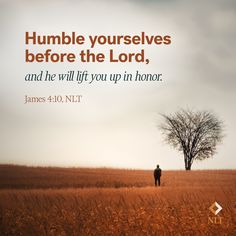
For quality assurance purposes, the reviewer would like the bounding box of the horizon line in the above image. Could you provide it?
[0,163,235,171]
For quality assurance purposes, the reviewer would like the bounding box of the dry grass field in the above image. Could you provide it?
[0,165,235,235]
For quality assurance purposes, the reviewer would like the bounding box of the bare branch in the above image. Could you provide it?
[159,109,224,170]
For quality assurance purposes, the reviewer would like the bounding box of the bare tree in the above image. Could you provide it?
[159,109,223,170]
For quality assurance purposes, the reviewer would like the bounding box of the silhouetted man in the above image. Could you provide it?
[154,165,162,186]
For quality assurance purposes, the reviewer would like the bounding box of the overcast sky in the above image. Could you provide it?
[0,0,235,169]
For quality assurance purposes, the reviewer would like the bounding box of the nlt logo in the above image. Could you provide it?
[208,202,223,224]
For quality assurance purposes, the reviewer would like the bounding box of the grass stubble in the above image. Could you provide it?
[0,165,235,235]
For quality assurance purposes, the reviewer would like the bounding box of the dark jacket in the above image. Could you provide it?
[154,168,162,178]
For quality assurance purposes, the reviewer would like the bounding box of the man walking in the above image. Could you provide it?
[154,164,162,186]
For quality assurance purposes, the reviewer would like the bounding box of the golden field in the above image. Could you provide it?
[0,165,235,235]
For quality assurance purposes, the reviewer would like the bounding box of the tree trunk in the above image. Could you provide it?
[185,165,191,170]
[184,156,192,170]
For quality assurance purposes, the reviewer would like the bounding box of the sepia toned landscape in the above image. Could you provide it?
[1,0,236,235]
[0,165,235,235]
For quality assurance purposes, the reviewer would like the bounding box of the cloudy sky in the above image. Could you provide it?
[0,0,235,169]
